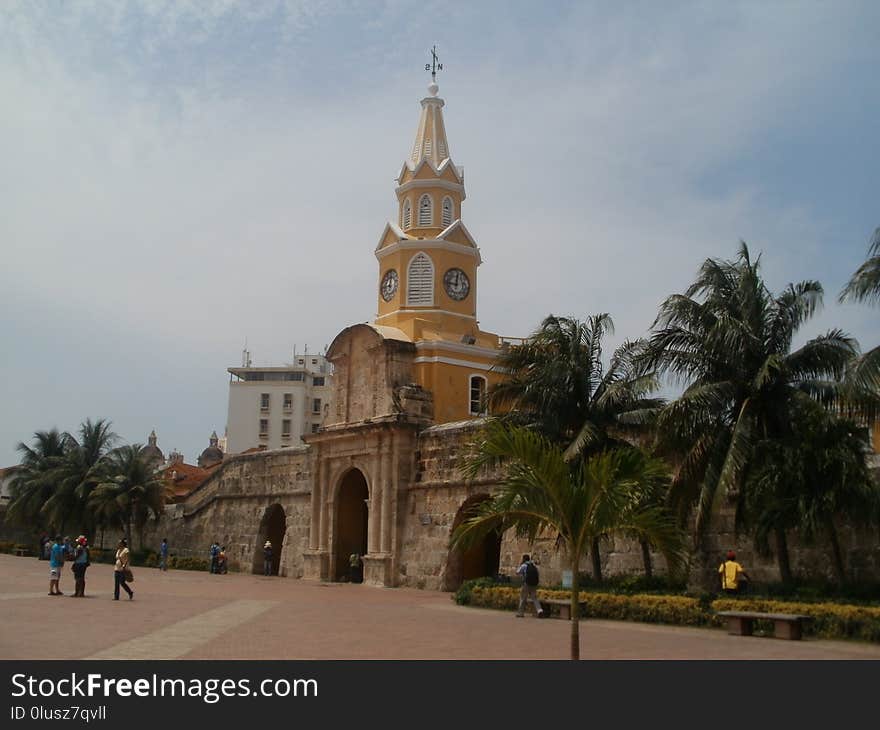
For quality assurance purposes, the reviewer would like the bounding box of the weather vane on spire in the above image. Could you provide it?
[425,45,443,82]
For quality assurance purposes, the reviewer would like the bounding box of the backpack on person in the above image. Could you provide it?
[524,561,539,587]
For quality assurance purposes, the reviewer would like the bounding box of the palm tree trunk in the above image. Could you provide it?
[774,527,793,584]
[570,554,581,660]
[825,516,847,586]
[590,537,602,582]
[640,539,653,580]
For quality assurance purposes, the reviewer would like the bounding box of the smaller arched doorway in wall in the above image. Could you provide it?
[253,503,286,576]
[443,495,503,591]
[334,469,369,582]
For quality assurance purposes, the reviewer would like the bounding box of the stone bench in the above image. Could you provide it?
[14,547,29,557]
[717,610,812,640]
[540,598,587,621]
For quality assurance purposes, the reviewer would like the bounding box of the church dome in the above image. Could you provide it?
[140,430,164,467]
[198,446,223,468]
[198,431,224,468]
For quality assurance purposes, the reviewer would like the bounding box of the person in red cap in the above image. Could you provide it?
[718,550,749,595]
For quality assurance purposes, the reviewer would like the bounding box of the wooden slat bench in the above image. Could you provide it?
[14,547,29,557]
[539,598,587,621]
[717,611,812,640]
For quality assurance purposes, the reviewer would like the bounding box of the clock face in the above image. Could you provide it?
[443,268,470,301]
[380,269,398,301]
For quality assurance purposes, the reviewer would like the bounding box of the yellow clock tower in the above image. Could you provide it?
[373,71,504,423]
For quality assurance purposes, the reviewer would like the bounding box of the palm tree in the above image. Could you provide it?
[490,314,664,579]
[7,429,69,529]
[43,418,116,535]
[744,404,879,585]
[452,422,687,660]
[88,444,165,549]
[645,242,858,582]
[840,227,880,394]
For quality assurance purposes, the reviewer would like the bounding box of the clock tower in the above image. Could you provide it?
[373,63,504,423]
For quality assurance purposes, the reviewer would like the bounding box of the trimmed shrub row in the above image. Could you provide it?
[712,597,880,643]
[458,581,880,642]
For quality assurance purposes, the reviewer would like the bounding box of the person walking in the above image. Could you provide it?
[71,536,90,597]
[263,540,273,576]
[159,538,169,571]
[718,550,750,595]
[114,538,134,600]
[515,554,544,618]
[48,535,65,596]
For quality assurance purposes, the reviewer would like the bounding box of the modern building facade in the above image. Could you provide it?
[226,353,332,453]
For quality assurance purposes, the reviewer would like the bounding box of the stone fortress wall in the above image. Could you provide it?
[141,418,880,590]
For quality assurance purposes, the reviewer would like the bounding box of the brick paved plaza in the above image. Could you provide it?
[2,554,879,660]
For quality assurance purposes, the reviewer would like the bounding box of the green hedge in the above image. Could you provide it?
[87,549,210,572]
[0,541,30,555]
[457,581,880,642]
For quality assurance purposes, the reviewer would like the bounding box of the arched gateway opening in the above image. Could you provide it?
[334,469,369,582]
[253,503,286,575]
[443,495,503,591]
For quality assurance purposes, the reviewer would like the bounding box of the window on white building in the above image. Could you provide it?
[469,375,487,416]
[281,419,291,437]
[406,252,434,306]
[311,424,320,434]
[312,398,322,414]
[313,376,325,386]
[259,419,269,437]
[260,393,270,411]
[283,393,293,410]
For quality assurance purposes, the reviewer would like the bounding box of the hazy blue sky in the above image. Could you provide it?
[2,0,878,466]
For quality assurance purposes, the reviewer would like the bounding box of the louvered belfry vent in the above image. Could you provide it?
[418,195,432,226]
[407,252,434,305]
[442,197,453,226]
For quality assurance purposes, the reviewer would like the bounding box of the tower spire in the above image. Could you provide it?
[408,46,451,168]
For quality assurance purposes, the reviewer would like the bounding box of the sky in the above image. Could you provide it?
[1,0,878,466]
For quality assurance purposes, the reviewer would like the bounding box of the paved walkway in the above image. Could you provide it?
[2,553,879,660]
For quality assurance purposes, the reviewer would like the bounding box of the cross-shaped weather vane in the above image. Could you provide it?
[425,45,443,82]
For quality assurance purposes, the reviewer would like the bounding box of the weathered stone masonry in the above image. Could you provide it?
[140,321,880,590]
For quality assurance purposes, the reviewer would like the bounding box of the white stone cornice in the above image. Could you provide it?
[397,157,463,184]
[375,236,482,264]
[414,340,501,359]
[374,310,477,322]
[395,178,466,199]
[413,356,496,372]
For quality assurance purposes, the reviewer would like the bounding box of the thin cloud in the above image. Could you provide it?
[1,2,877,464]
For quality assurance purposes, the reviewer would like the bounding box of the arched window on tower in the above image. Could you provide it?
[402,199,412,229]
[469,375,488,416]
[406,252,434,306]
[442,196,453,227]
[418,194,433,227]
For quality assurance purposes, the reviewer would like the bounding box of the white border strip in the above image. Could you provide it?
[414,356,495,371]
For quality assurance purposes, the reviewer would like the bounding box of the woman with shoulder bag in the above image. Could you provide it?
[114,538,134,600]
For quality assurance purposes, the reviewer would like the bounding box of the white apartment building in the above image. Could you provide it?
[226,352,332,454]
